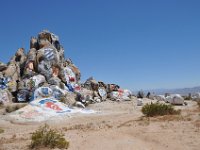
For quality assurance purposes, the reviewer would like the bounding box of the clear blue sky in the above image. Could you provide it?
[0,0,200,91]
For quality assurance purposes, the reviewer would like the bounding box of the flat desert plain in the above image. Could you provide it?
[0,98,200,150]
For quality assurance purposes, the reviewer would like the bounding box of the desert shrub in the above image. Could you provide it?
[137,90,144,98]
[142,102,181,117]
[184,96,192,100]
[5,104,27,113]
[0,102,4,109]
[197,101,200,109]
[0,128,4,134]
[30,124,69,149]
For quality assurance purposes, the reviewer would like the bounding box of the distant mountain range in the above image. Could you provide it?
[135,86,200,96]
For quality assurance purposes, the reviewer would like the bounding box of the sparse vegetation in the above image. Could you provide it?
[0,128,4,134]
[0,102,4,109]
[197,101,200,109]
[30,124,69,149]
[142,102,181,117]
[5,104,27,113]
[183,96,192,100]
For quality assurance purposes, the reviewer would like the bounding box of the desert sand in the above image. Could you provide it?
[0,98,200,150]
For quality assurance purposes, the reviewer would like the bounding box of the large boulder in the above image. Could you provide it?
[3,62,20,83]
[155,95,166,102]
[166,94,184,105]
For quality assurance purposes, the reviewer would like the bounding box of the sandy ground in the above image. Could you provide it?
[0,98,200,150]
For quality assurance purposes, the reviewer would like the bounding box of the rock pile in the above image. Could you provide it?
[0,30,131,107]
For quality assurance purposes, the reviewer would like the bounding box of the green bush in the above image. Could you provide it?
[30,124,69,149]
[142,102,181,117]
